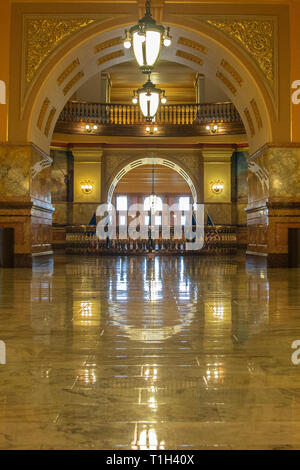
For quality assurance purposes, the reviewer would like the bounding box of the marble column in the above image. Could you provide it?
[0,143,54,266]
[246,144,300,267]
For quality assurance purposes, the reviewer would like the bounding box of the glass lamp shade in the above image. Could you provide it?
[139,91,160,121]
[135,78,164,121]
[132,30,162,70]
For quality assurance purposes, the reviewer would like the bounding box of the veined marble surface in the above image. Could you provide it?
[0,254,300,450]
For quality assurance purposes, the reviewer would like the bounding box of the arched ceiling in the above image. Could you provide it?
[114,164,192,194]
[11,19,278,155]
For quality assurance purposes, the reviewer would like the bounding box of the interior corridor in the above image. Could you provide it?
[0,254,300,450]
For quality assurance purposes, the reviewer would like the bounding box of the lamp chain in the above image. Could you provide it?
[146,0,152,15]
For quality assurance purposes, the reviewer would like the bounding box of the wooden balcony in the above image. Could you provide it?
[54,100,245,137]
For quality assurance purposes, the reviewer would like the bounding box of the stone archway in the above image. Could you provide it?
[4,3,294,265]
[8,8,286,155]
[107,157,199,204]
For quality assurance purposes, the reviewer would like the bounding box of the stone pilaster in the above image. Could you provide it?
[0,143,54,266]
[246,144,300,266]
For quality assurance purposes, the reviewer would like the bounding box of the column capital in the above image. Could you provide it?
[71,148,103,162]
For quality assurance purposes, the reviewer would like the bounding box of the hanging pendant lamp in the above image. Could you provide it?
[123,0,172,74]
[149,164,159,214]
[132,74,167,122]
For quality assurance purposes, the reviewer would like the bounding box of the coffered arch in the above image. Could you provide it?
[106,157,199,204]
[9,11,286,155]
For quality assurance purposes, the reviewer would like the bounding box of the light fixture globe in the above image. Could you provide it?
[123,0,172,74]
[133,76,166,122]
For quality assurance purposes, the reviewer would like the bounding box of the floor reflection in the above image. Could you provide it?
[0,254,300,449]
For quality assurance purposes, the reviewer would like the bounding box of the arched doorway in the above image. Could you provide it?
[107,158,198,204]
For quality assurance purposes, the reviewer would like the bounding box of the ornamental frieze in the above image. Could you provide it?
[24,16,98,84]
[206,17,275,83]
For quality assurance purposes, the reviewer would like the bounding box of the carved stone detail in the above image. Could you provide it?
[57,58,80,86]
[250,98,263,130]
[44,107,56,137]
[37,98,50,130]
[177,37,207,55]
[24,16,96,84]
[244,107,255,138]
[176,50,203,66]
[216,71,237,96]
[206,17,275,83]
[221,59,243,86]
[97,50,125,66]
[94,37,123,54]
[62,71,84,96]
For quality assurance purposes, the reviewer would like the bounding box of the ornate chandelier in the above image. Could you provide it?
[123,0,172,74]
[132,75,167,121]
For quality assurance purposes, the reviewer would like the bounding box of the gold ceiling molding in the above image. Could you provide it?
[206,17,275,83]
[177,37,207,55]
[97,50,125,66]
[44,107,56,137]
[37,98,50,130]
[244,107,255,138]
[176,50,203,67]
[24,16,97,84]
[62,70,84,96]
[216,71,237,96]
[221,59,243,87]
[57,58,80,86]
[94,37,123,54]
[250,98,263,130]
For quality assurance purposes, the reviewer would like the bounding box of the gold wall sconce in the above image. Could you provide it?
[80,180,94,194]
[146,126,158,135]
[85,124,98,133]
[210,179,224,195]
[206,124,218,133]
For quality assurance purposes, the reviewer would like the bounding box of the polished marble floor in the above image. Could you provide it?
[0,253,300,449]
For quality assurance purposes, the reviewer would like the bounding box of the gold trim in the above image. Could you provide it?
[57,58,80,86]
[94,37,123,54]
[250,98,263,130]
[177,37,207,55]
[207,18,274,83]
[244,107,255,137]
[37,98,50,130]
[24,16,95,84]
[176,50,203,66]
[62,70,84,96]
[97,50,124,66]
[221,60,243,87]
[216,71,237,96]
[44,107,56,137]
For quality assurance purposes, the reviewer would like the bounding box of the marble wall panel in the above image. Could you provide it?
[0,144,31,199]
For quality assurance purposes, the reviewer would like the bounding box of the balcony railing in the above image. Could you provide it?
[65,225,237,255]
[58,100,241,126]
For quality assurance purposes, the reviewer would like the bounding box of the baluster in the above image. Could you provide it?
[112,104,115,125]
[100,103,104,124]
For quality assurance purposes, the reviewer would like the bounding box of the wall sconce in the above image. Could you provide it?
[206,124,218,134]
[210,180,224,195]
[85,124,98,134]
[80,180,94,194]
[146,126,158,135]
